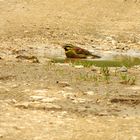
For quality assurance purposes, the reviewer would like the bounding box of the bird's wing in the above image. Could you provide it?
[74,47,92,55]
[66,49,87,58]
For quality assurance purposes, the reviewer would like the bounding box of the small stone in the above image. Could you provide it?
[41,97,59,103]
[11,84,19,88]
[91,65,98,71]
[33,89,48,94]
[112,40,118,46]
[10,99,17,104]
[56,81,70,87]
[105,36,113,41]
[119,66,127,72]
[96,99,100,103]
[74,65,84,68]
[45,103,62,110]
[30,96,46,101]
[16,55,39,63]
[64,87,73,90]
[62,92,74,98]
[15,102,29,109]
[73,98,86,103]
[132,136,138,140]
[55,63,71,66]
[84,91,94,95]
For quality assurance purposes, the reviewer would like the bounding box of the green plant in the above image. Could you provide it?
[45,61,55,71]
[119,73,136,85]
[100,67,110,76]
[76,72,99,83]
[129,76,136,85]
[73,60,92,68]
[100,67,110,83]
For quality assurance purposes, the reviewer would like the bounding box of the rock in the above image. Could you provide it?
[30,95,59,102]
[0,134,4,138]
[16,55,39,63]
[0,75,15,80]
[41,97,59,103]
[45,103,62,110]
[11,49,26,55]
[15,101,62,110]
[91,65,98,71]
[116,43,129,51]
[72,98,86,103]
[15,102,29,109]
[133,65,140,69]
[84,91,94,95]
[11,84,19,88]
[56,81,70,87]
[112,40,118,46]
[33,89,48,94]
[132,136,138,140]
[55,63,71,66]
[62,92,74,98]
[5,99,17,104]
[105,36,114,41]
[74,65,84,68]
[30,96,46,101]
[119,66,127,72]
[32,102,61,110]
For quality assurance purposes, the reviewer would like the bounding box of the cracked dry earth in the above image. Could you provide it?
[0,60,140,140]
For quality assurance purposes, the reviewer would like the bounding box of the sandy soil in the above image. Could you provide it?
[0,0,140,140]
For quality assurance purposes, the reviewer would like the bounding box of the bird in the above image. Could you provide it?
[62,44,101,59]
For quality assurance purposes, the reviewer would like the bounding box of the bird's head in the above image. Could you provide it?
[62,44,74,51]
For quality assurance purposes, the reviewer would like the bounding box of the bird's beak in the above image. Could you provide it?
[62,45,65,49]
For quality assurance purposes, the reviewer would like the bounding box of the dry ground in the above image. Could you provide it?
[0,0,140,140]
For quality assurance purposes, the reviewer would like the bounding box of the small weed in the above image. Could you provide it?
[45,61,55,71]
[119,73,136,85]
[114,68,118,76]
[77,72,99,83]
[100,67,110,83]
[105,92,110,98]
[129,76,136,85]
[73,60,92,68]
[100,67,110,76]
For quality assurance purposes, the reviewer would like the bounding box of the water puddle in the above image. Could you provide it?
[53,55,140,67]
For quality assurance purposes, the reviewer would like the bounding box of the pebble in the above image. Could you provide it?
[41,97,59,103]
[72,98,86,103]
[55,63,71,66]
[33,89,48,94]
[84,91,94,95]
[74,65,84,68]
[15,102,29,109]
[16,55,39,63]
[30,96,46,101]
[45,103,62,110]
[30,96,59,102]
[56,81,70,87]
[91,65,98,71]
[62,92,74,98]
[15,102,62,110]
[118,66,127,72]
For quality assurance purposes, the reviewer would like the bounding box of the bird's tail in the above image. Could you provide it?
[91,54,101,59]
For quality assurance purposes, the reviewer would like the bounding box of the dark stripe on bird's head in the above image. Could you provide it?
[62,44,74,51]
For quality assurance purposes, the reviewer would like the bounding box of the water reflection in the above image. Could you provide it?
[53,55,140,67]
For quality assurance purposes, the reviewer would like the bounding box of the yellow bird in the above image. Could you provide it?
[62,44,101,59]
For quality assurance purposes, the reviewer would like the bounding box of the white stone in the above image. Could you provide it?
[74,65,84,68]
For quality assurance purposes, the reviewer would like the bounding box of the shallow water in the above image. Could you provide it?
[53,55,140,67]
